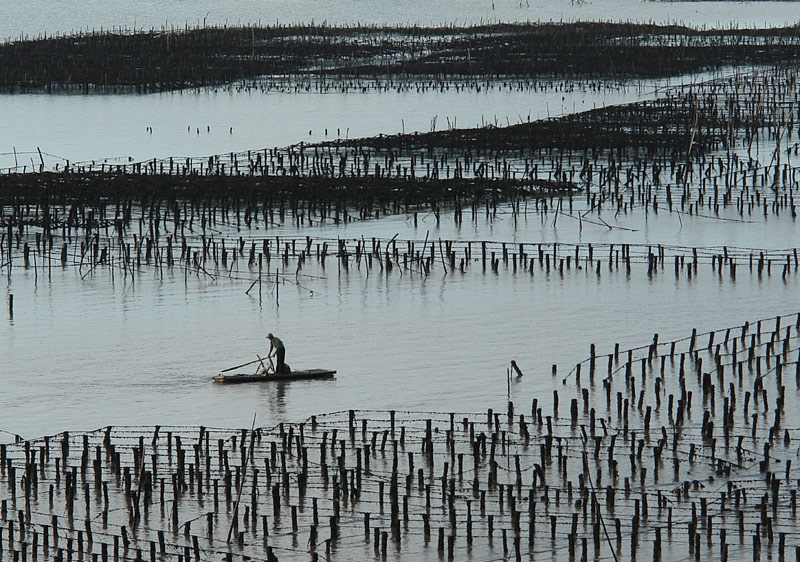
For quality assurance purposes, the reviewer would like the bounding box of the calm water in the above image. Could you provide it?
[2,0,798,42]
[2,197,799,440]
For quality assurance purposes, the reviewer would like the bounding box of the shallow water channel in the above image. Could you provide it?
[2,192,799,441]
[0,73,704,172]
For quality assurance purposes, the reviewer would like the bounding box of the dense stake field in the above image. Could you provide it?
[1,22,800,92]
[4,18,800,562]
[2,64,800,284]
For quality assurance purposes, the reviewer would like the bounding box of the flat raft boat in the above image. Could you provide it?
[214,369,336,384]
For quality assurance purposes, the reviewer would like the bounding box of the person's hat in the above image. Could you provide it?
[267,333,273,338]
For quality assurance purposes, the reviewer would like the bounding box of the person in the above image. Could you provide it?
[267,333,287,373]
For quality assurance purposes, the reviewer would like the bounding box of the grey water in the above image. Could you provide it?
[2,0,798,43]
[0,73,704,172]
[2,196,799,440]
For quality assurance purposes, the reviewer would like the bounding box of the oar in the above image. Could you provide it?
[219,358,264,374]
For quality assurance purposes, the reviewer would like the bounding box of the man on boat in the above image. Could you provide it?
[267,333,287,373]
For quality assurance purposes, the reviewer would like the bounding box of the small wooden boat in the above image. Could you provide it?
[214,369,336,384]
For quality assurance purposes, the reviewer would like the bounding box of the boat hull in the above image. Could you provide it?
[214,369,336,383]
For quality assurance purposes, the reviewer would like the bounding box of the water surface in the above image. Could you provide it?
[3,0,798,43]
[2,200,799,439]
[0,74,695,171]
